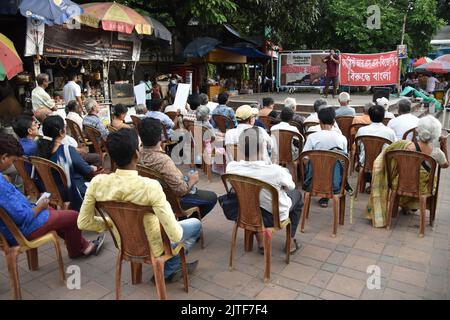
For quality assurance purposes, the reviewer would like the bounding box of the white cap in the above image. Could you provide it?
[338,92,350,103]
[376,97,389,110]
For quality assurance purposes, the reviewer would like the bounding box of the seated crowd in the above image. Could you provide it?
[1,88,449,298]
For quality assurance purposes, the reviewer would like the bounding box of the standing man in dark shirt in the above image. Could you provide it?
[322,49,340,99]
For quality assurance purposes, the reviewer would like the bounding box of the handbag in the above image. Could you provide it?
[218,191,239,221]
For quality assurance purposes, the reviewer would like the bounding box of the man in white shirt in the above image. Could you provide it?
[303,107,348,208]
[66,100,84,130]
[63,73,82,108]
[271,107,301,163]
[31,73,57,113]
[226,126,302,254]
[387,98,419,140]
[335,92,355,117]
[306,99,341,134]
[426,75,440,94]
[225,104,272,163]
[356,104,396,164]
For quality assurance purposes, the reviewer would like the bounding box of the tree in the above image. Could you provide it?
[295,0,445,57]
[437,0,450,22]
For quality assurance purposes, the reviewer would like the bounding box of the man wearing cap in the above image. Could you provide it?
[225,105,272,164]
[376,97,395,119]
[335,92,355,117]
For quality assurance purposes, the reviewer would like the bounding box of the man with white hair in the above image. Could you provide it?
[335,92,355,117]
[82,98,109,139]
[32,73,57,113]
[134,104,148,118]
[387,98,418,140]
[376,97,395,119]
[284,97,305,123]
[306,98,342,134]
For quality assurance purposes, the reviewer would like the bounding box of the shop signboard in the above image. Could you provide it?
[278,51,328,88]
[339,51,399,86]
[41,25,140,61]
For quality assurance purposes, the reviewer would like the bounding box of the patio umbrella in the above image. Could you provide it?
[413,57,432,67]
[19,0,83,26]
[183,37,220,58]
[145,16,172,44]
[0,33,23,81]
[416,55,450,74]
[76,2,152,35]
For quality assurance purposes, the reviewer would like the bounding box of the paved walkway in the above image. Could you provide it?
[1,160,449,300]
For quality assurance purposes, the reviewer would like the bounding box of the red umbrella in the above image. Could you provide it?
[413,57,432,67]
[416,55,450,74]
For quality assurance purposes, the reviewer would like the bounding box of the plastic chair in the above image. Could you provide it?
[385,150,438,237]
[402,127,418,143]
[66,118,91,146]
[349,123,370,174]
[335,116,354,150]
[299,150,350,237]
[289,120,305,135]
[28,156,70,210]
[130,115,142,134]
[187,124,215,181]
[136,164,204,248]
[13,156,40,202]
[354,135,392,198]
[221,174,291,282]
[212,114,234,133]
[95,201,188,300]
[271,130,305,184]
[0,208,65,300]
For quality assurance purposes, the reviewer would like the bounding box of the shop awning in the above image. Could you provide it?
[145,16,172,44]
[223,24,260,46]
[218,46,270,59]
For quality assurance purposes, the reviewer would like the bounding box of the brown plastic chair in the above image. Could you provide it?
[303,121,319,132]
[28,156,70,210]
[402,127,418,143]
[299,150,350,237]
[349,123,370,174]
[382,118,392,126]
[95,201,188,300]
[0,208,65,300]
[84,125,107,160]
[66,118,91,146]
[221,174,291,282]
[130,115,142,133]
[354,135,392,198]
[212,114,234,133]
[258,115,279,130]
[385,150,438,237]
[271,130,305,184]
[136,164,204,248]
[289,120,305,135]
[335,116,354,148]
[13,156,40,202]
[166,111,180,129]
[162,125,177,154]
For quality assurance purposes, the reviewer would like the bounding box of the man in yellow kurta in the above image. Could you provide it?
[78,128,201,282]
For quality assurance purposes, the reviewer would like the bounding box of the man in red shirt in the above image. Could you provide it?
[322,49,340,98]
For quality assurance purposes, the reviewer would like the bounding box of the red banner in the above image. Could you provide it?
[339,51,399,86]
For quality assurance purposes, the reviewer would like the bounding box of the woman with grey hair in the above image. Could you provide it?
[366,115,448,228]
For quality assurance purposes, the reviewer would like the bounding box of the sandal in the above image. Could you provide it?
[91,234,105,256]
[319,198,329,208]
[289,239,300,255]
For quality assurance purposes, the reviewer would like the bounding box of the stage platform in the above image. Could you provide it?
[228,92,403,114]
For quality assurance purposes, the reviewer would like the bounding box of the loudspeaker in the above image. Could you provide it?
[372,87,391,102]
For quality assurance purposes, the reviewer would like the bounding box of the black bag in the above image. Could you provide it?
[218,192,239,221]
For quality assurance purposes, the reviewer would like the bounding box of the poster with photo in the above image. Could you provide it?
[98,104,111,126]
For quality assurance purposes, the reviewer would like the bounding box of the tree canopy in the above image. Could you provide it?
[78,0,446,57]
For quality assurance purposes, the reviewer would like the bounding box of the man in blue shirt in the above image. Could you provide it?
[0,133,103,257]
[211,93,237,129]
[146,98,174,140]
[82,98,109,139]
[13,115,39,157]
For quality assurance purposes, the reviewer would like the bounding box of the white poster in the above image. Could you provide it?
[173,83,191,109]
[134,83,146,105]
[25,18,44,57]
[124,106,136,124]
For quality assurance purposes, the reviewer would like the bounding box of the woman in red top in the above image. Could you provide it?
[151,80,163,100]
